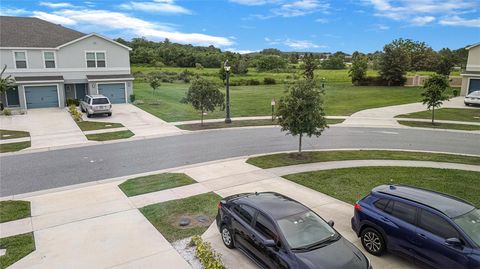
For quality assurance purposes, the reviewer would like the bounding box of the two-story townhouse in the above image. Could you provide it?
[461,43,480,96]
[0,16,134,110]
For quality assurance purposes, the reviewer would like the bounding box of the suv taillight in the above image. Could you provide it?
[354,202,361,211]
[217,202,222,209]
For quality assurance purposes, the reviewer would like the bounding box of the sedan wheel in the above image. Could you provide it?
[221,226,235,249]
[361,228,385,256]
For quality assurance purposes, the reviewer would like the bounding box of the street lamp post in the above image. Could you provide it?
[271,98,276,121]
[224,60,232,124]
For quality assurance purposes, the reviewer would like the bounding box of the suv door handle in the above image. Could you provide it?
[381,217,391,223]
[417,233,427,239]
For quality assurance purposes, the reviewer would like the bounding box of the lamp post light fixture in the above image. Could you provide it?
[271,98,276,121]
[224,60,232,124]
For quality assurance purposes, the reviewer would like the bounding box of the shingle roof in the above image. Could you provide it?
[0,16,86,48]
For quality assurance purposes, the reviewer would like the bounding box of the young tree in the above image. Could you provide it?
[183,77,225,125]
[302,53,318,80]
[0,65,15,111]
[276,80,328,153]
[379,42,409,86]
[349,51,368,85]
[149,77,161,98]
[421,74,450,124]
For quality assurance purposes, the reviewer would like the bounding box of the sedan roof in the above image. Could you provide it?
[237,192,308,219]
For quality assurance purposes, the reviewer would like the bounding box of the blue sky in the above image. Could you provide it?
[1,0,479,53]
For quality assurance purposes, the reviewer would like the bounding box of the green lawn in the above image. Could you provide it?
[398,121,480,131]
[86,130,134,141]
[397,108,480,122]
[0,233,35,269]
[246,150,480,169]
[0,200,31,223]
[134,81,425,122]
[284,167,480,206]
[119,173,196,197]
[0,130,30,140]
[176,118,345,131]
[76,121,124,131]
[140,192,221,242]
[0,141,31,153]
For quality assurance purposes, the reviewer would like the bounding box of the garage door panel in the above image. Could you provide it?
[98,83,126,104]
[25,86,59,108]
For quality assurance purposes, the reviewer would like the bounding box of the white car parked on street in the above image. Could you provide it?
[464,91,480,106]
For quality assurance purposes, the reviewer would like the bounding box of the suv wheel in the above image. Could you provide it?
[86,112,91,118]
[361,228,385,256]
[221,225,235,249]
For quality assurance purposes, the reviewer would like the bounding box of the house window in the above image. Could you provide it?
[14,51,27,69]
[86,52,106,68]
[44,52,56,68]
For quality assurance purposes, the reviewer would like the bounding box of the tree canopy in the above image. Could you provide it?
[183,77,225,125]
[421,74,451,124]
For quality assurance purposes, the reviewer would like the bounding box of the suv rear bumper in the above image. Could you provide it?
[351,217,360,236]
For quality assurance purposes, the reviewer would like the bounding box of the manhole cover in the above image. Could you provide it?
[179,217,191,227]
[195,215,209,223]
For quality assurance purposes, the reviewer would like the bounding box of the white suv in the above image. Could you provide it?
[80,95,112,118]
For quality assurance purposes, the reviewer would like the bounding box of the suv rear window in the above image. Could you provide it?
[233,204,256,224]
[391,201,417,225]
[92,98,109,105]
[374,198,389,210]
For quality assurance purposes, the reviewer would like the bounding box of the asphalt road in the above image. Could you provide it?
[1,126,479,197]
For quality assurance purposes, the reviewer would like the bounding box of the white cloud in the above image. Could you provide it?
[39,2,75,8]
[364,0,479,27]
[229,0,279,6]
[284,39,325,49]
[0,8,28,16]
[315,18,329,23]
[119,0,191,14]
[410,16,435,25]
[274,0,329,17]
[439,16,480,27]
[33,9,234,46]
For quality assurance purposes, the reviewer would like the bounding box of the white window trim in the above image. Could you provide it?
[96,82,128,104]
[85,50,107,69]
[42,51,57,69]
[12,50,28,69]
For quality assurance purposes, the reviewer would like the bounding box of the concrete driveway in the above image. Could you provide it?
[82,104,181,137]
[0,108,87,149]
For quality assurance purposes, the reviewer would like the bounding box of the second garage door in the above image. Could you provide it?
[98,83,126,104]
[25,85,59,108]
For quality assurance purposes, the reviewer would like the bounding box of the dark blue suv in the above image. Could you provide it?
[351,185,480,269]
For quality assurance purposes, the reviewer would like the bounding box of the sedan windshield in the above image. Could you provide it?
[277,210,337,249]
[92,98,109,105]
[454,209,480,247]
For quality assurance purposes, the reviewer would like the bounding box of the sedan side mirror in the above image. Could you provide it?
[328,220,335,227]
[445,238,463,247]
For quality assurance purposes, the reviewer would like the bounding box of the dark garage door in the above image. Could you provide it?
[468,79,480,94]
[25,85,59,108]
[98,83,126,104]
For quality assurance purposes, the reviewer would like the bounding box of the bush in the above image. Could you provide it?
[191,236,226,269]
[452,88,459,97]
[153,61,165,68]
[3,108,11,116]
[66,98,80,106]
[195,63,204,69]
[130,94,136,103]
[263,77,276,85]
[68,105,82,122]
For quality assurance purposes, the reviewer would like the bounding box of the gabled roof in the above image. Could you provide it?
[0,16,86,48]
[466,43,480,50]
[59,33,132,51]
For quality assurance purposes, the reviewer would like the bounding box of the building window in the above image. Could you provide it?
[86,52,106,68]
[44,51,56,68]
[14,51,27,69]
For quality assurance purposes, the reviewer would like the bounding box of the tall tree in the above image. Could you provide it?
[421,74,450,124]
[276,80,328,153]
[434,48,455,76]
[379,41,409,86]
[302,53,318,80]
[183,77,225,125]
[0,65,15,111]
[349,51,368,85]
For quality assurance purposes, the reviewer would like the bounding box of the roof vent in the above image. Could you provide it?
[389,185,396,190]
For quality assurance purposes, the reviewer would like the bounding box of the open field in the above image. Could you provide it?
[284,167,480,206]
[134,82,426,122]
